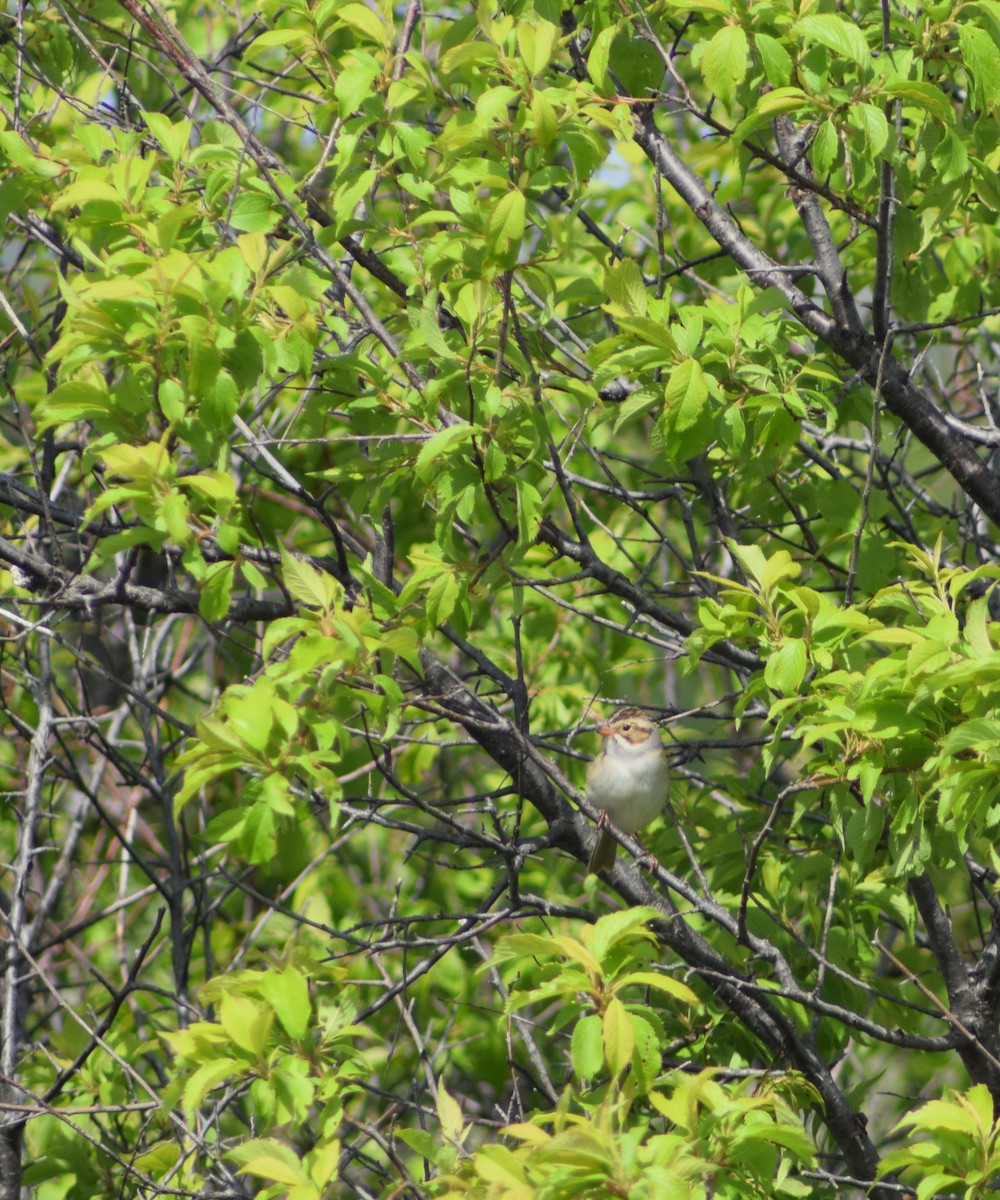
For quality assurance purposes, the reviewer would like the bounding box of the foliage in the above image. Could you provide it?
[3,0,1000,1197]
[878,1084,1000,1199]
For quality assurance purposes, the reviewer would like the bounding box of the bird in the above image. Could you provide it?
[586,706,669,875]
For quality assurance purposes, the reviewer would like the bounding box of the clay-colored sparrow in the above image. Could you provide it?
[586,707,669,875]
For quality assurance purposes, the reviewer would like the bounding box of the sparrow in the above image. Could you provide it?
[586,707,669,874]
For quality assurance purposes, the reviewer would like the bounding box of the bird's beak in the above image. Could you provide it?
[597,724,614,737]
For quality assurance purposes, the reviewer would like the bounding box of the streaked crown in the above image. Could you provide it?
[601,706,662,746]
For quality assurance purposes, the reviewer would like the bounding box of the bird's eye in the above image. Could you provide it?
[622,723,631,732]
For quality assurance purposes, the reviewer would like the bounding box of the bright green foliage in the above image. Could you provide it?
[441,914,813,1198]
[4,0,1000,1197]
[879,1084,1000,1199]
[693,540,1000,873]
[160,965,368,1199]
[443,1070,815,1199]
[493,909,699,1088]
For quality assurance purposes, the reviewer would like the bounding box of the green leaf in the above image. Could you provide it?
[721,404,745,451]
[436,1084,465,1143]
[529,92,558,147]
[549,934,603,974]
[182,471,235,505]
[621,970,698,1005]
[280,546,340,610]
[727,542,767,584]
[893,1094,981,1136]
[739,1119,815,1160]
[659,0,730,12]
[199,561,235,622]
[587,25,618,89]
[142,110,192,161]
[333,168,377,229]
[664,358,708,431]
[377,625,422,672]
[763,550,801,591]
[612,387,661,433]
[755,33,792,86]
[491,932,558,965]
[487,189,526,257]
[249,27,312,52]
[336,2,385,43]
[966,1082,995,1134]
[0,131,62,177]
[515,478,543,545]
[764,638,807,694]
[628,1013,661,1095]
[260,966,312,1041]
[425,571,460,627]
[229,1139,308,1186]
[415,424,474,480]
[570,1014,604,1078]
[794,14,871,67]
[239,798,280,864]
[336,53,382,114]
[732,88,813,145]
[220,991,273,1057]
[158,491,191,543]
[49,179,123,214]
[940,717,1000,754]
[700,25,748,107]
[308,1140,342,1189]
[883,80,955,123]
[848,103,889,157]
[516,19,560,76]
[811,118,839,174]
[36,381,111,429]
[959,23,1000,108]
[229,192,277,233]
[589,907,659,962]
[972,157,1000,209]
[933,128,969,184]
[602,997,633,1077]
[181,1058,243,1117]
[845,799,884,866]
[605,258,648,316]
[133,1142,182,1175]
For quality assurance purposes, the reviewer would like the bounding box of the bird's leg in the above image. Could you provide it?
[636,846,659,871]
